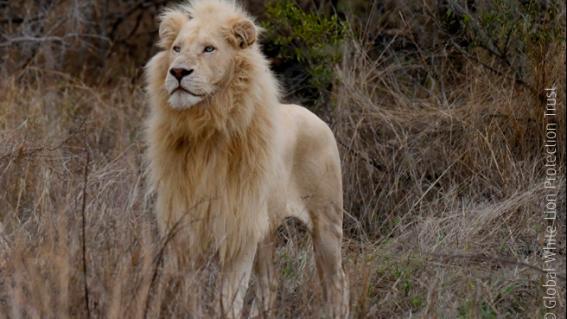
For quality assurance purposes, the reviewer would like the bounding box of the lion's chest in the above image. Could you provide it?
[153,138,271,260]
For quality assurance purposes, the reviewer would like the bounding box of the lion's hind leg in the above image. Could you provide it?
[311,205,349,318]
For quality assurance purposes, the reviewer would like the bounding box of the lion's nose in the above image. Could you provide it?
[169,68,194,81]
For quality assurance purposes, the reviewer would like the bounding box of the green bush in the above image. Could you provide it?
[261,1,347,106]
[449,0,565,92]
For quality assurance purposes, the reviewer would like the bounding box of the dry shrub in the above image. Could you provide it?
[333,11,566,316]
[336,41,566,236]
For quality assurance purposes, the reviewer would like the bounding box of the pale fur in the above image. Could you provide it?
[145,1,348,317]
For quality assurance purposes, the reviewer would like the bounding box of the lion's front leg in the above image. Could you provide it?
[250,235,277,318]
[220,242,257,319]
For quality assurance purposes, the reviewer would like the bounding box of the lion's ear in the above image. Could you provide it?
[158,9,189,49]
[227,18,257,49]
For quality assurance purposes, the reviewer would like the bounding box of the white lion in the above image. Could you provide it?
[145,0,348,317]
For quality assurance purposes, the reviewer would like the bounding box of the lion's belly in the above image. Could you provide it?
[267,178,313,231]
[266,103,342,233]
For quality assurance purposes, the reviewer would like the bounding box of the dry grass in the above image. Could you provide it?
[333,33,567,317]
[1,2,566,318]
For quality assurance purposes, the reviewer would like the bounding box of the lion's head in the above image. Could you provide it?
[153,0,258,110]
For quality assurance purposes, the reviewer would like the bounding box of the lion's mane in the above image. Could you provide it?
[144,0,280,263]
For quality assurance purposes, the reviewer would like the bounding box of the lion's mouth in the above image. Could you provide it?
[172,86,206,97]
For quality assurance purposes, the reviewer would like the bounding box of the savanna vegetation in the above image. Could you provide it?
[0,0,565,318]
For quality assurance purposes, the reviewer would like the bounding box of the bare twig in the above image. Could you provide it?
[0,118,85,162]
[450,40,538,95]
[0,135,73,162]
[105,0,167,59]
[141,217,184,319]
[80,129,91,319]
[336,139,384,172]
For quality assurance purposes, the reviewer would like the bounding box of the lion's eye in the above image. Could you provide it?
[172,45,181,53]
[203,46,216,53]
